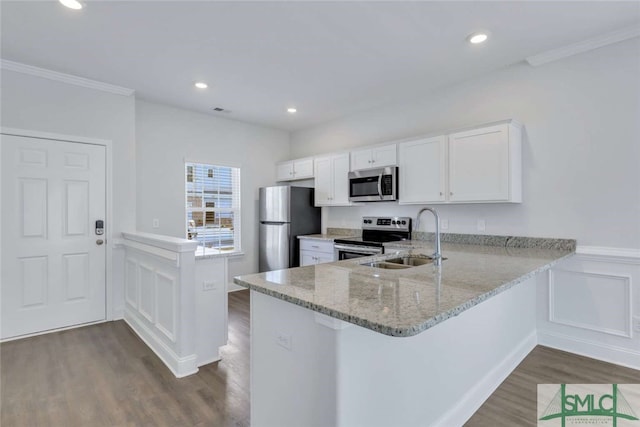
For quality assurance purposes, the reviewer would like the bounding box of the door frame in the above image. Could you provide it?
[0,126,115,325]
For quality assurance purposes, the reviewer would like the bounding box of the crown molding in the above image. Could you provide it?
[526,25,640,67]
[1,59,135,96]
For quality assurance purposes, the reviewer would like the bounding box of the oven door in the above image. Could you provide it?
[334,244,383,261]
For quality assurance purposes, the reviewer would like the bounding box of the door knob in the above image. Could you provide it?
[96,239,104,245]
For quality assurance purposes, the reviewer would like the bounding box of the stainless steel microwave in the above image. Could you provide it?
[348,167,398,202]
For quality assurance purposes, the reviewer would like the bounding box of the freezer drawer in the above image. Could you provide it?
[259,222,290,272]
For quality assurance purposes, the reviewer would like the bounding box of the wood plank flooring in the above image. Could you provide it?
[2,289,638,426]
[1,290,250,427]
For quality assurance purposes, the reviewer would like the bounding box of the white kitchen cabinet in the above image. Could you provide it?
[448,122,521,203]
[314,153,351,206]
[398,136,446,204]
[398,121,522,204]
[276,157,314,181]
[350,143,397,171]
[299,239,335,266]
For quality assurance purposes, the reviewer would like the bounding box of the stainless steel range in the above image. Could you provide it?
[333,216,412,260]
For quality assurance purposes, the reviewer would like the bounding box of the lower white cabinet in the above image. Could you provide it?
[398,120,522,204]
[299,239,335,266]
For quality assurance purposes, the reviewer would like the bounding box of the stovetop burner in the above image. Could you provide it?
[334,216,412,247]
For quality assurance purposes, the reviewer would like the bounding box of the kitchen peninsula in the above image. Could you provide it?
[234,237,575,427]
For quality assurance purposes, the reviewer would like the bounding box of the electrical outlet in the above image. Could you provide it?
[633,316,640,333]
[152,218,160,228]
[276,332,292,351]
[203,281,217,291]
[477,219,486,232]
[440,219,449,230]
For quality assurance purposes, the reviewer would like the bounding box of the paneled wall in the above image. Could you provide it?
[538,250,640,369]
[121,232,199,377]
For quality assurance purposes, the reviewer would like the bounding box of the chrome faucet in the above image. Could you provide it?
[415,207,442,265]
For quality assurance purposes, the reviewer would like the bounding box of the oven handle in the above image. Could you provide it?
[334,244,383,254]
[377,173,383,200]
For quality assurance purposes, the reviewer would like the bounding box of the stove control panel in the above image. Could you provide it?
[362,216,412,231]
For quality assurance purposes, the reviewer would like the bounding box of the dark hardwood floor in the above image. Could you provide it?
[1,290,250,427]
[2,289,638,426]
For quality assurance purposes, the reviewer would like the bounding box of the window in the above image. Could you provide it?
[185,162,241,256]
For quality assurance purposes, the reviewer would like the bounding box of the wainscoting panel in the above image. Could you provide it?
[156,271,177,342]
[549,269,631,337]
[138,263,155,323]
[122,232,198,378]
[538,247,640,370]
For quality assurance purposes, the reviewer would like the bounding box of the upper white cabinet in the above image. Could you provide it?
[398,121,522,204]
[276,157,314,181]
[350,143,397,171]
[448,123,521,203]
[314,153,351,206]
[398,136,447,203]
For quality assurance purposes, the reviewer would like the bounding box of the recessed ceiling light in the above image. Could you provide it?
[194,82,208,89]
[468,32,488,44]
[287,108,297,114]
[59,0,83,10]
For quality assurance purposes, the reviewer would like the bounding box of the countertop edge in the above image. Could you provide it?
[233,251,574,337]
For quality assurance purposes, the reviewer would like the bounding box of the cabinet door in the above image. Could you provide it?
[314,155,332,206]
[276,161,294,181]
[398,136,446,204]
[293,157,314,179]
[350,148,372,171]
[371,144,397,167]
[449,124,510,202]
[331,153,351,205]
[315,253,334,264]
[300,250,317,266]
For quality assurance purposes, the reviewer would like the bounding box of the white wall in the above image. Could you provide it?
[291,38,640,249]
[1,70,136,317]
[135,100,290,281]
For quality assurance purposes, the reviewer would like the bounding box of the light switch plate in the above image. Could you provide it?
[152,218,160,228]
[203,281,217,291]
[440,219,449,230]
[477,219,486,232]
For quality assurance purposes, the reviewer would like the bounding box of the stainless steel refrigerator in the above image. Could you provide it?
[259,186,321,272]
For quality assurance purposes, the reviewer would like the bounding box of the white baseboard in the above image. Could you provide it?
[112,307,125,320]
[538,330,640,371]
[124,311,198,378]
[197,353,222,367]
[434,331,538,427]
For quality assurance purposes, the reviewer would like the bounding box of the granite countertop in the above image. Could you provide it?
[297,234,353,242]
[234,239,575,337]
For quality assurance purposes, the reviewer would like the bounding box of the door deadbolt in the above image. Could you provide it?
[95,220,104,235]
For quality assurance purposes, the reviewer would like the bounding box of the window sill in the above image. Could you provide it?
[195,247,244,260]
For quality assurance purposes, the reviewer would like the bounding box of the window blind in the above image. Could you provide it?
[185,162,241,256]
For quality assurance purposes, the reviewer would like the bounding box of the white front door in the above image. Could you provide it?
[1,134,107,339]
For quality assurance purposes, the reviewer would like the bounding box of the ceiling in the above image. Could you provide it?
[1,1,639,131]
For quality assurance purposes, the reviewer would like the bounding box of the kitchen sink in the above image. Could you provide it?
[385,256,444,266]
[359,254,445,270]
[359,261,412,269]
